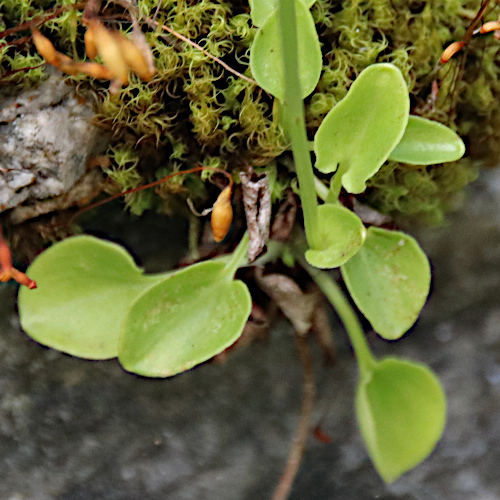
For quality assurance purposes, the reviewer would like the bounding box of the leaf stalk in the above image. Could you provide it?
[301,259,376,376]
[278,0,320,249]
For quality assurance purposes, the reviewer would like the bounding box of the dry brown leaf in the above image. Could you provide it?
[255,268,319,336]
[270,189,297,241]
[350,197,391,226]
[239,169,271,262]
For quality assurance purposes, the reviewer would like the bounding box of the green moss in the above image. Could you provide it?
[305,0,498,221]
[2,0,499,223]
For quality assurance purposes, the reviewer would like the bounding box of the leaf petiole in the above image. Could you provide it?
[278,0,320,250]
[222,231,249,279]
[300,257,376,377]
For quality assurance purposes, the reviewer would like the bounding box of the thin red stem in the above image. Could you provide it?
[73,166,234,220]
[0,2,86,39]
[271,334,315,500]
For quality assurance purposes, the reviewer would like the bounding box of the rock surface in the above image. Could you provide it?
[0,76,108,215]
[0,170,500,499]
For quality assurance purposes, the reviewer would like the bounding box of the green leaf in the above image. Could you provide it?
[248,0,276,26]
[356,357,446,483]
[119,261,251,377]
[18,236,163,360]
[249,0,322,100]
[388,115,466,165]
[341,227,430,339]
[305,204,366,269]
[249,0,316,26]
[314,63,409,193]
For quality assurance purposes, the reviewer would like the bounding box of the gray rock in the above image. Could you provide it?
[0,157,500,500]
[0,76,108,214]
[1,171,500,498]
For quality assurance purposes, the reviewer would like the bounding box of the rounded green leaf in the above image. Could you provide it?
[341,227,430,339]
[314,63,410,193]
[305,204,366,269]
[356,357,446,483]
[18,236,162,360]
[119,261,251,377]
[388,115,466,165]
[249,0,316,26]
[249,0,322,100]
[249,0,276,26]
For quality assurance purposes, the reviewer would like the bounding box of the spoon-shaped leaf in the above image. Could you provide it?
[356,357,446,483]
[305,204,366,269]
[119,261,251,377]
[18,235,163,359]
[249,0,316,26]
[388,115,466,165]
[249,0,322,100]
[249,0,277,26]
[314,64,409,193]
[341,227,430,339]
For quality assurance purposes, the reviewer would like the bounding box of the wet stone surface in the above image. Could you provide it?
[1,170,500,499]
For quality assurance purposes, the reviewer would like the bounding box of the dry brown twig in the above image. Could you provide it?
[271,334,315,500]
[142,15,258,86]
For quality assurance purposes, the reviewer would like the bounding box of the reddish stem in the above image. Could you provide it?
[0,2,86,39]
[73,166,234,220]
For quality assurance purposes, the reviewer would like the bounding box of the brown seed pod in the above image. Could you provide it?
[114,33,156,81]
[478,20,500,34]
[84,26,98,59]
[31,29,60,67]
[211,186,233,243]
[439,40,466,64]
[86,19,129,86]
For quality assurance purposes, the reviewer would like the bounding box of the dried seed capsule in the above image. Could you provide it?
[84,26,98,59]
[32,29,60,67]
[86,20,129,86]
[211,186,233,242]
[115,34,156,81]
[478,20,500,34]
[439,40,466,64]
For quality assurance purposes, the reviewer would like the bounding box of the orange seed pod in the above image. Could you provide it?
[84,26,98,59]
[32,29,60,67]
[211,186,233,243]
[440,40,466,64]
[479,21,500,34]
[114,34,156,81]
[86,20,129,86]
